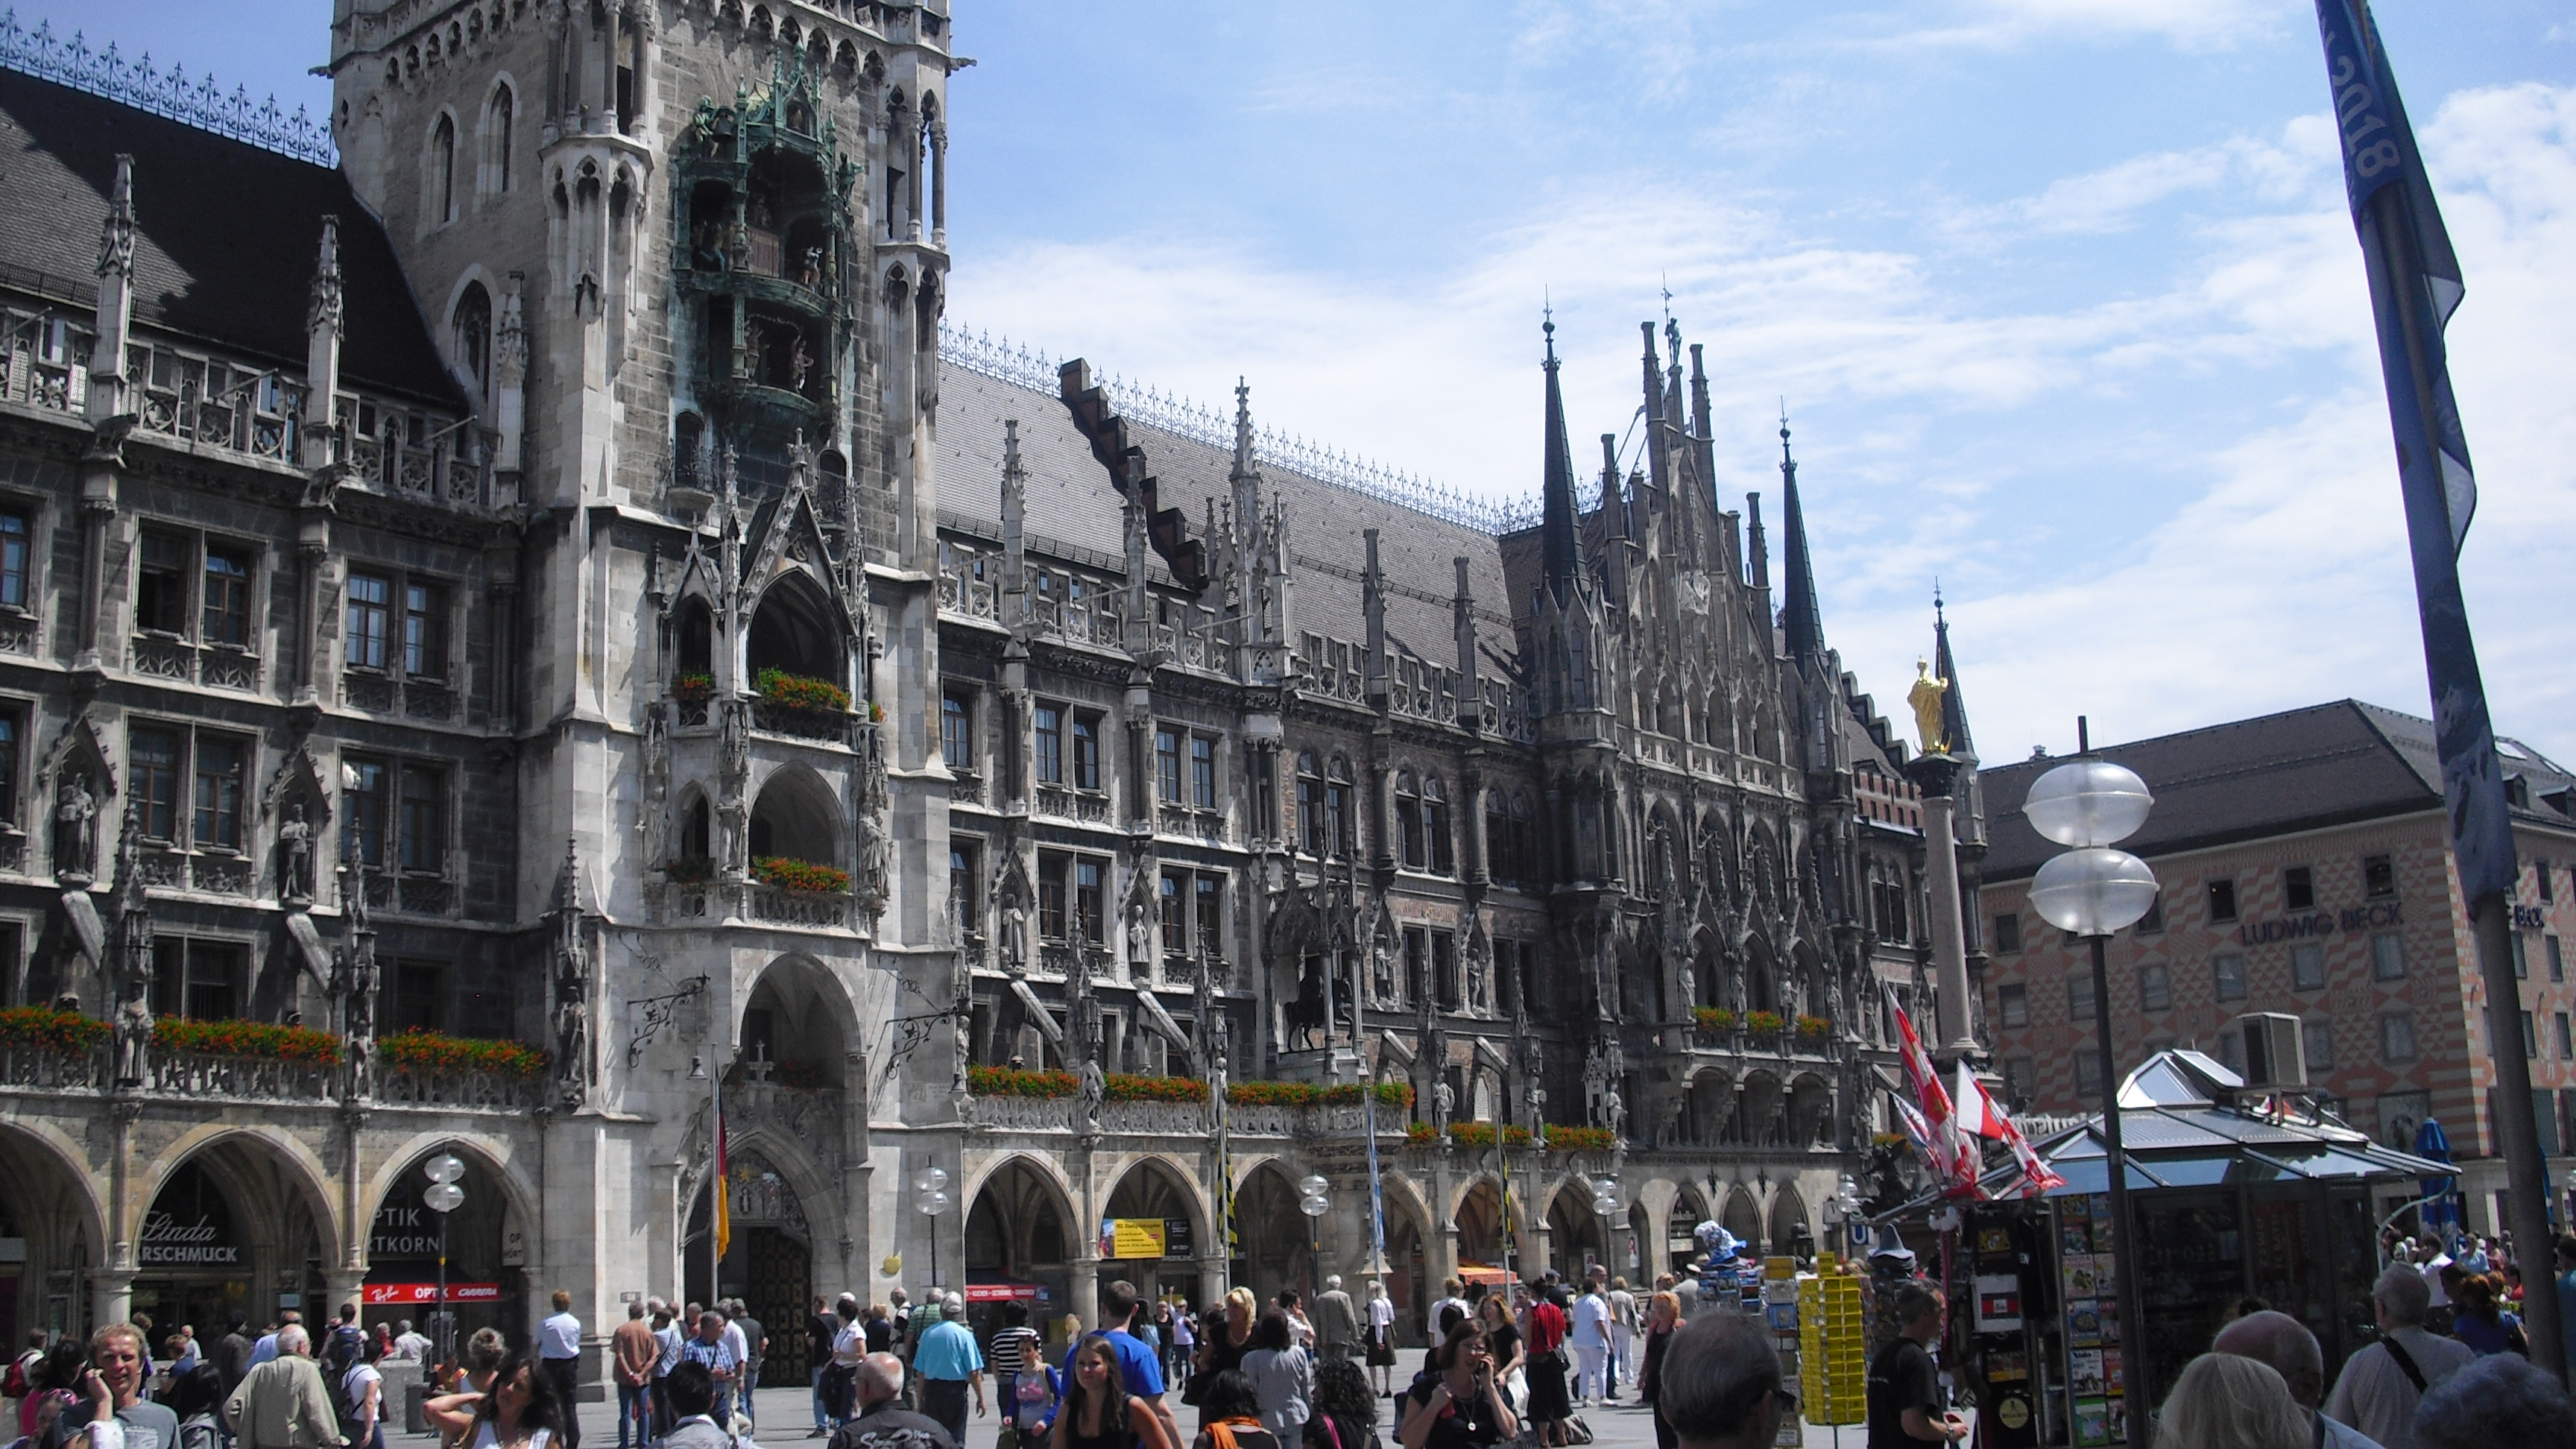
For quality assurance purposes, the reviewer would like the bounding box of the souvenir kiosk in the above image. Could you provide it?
[1875,1050,2450,1448]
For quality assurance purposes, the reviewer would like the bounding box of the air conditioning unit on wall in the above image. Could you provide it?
[2233,1012,2308,1090]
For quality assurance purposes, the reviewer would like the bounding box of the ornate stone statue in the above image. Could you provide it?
[1907,657,1950,757]
[1432,1079,1454,1134]
[1076,1056,1105,1133]
[113,974,151,1087]
[1582,1046,1607,1126]
[278,803,314,901]
[1370,936,1395,1002]
[54,771,96,882]
[853,810,891,915]
[1603,1087,1625,1141]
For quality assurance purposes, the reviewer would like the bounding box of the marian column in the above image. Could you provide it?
[1905,658,1979,1064]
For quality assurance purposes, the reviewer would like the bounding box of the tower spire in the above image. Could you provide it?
[1538,314,1582,591]
[1778,411,1826,661]
[1932,584,1977,765]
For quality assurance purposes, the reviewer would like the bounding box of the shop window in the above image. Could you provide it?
[2379,1012,2416,1063]
[2213,953,2247,1003]
[2371,932,2406,981]
[2364,854,2397,899]
[2292,943,2326,991]
[2284,866,2315,912]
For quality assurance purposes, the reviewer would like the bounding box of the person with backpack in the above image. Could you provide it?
[327,1334,385,1449]
[8,1330,48,1425]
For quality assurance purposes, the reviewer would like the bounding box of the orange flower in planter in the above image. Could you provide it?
[377,1029,548,1080]
[0,1006,108,1053]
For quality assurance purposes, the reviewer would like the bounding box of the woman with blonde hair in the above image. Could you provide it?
[2156,1354,2307,1449]
[1189,1289,1259,1418]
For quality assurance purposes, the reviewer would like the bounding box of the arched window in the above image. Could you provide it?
[452,282,493,401]
[1325,757,1354,860]
[1296,753,1323,857]
[1422,776,1453,876]
[484,83,514,193]
[680,795,711,863]
[431,114,457,224]
[1486,790,1512,884]
[1394,770,1422,871]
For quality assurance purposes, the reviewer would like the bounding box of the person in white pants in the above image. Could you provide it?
[1605,1278,1637,1396]
[1568,1281,1610,1407]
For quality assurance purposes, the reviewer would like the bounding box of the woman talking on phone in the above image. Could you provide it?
[1397,1325,1516,1449]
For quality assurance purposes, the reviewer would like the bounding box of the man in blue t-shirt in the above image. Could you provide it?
[1061,1281,1176,1448]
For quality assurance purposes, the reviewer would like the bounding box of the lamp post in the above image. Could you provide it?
[423,1152,466,1367]
[1298,1174,1330,1297]
[2022,733,2159,1439]
[1590,1176,1621,1281]
[915,1168,953,1291]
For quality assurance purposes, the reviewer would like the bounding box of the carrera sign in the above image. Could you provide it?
[362,1283,503,1305]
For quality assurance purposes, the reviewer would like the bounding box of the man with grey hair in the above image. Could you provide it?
[224,1325,344,1449]
[1313,1275,1360,1363]
[1658,1313,1795,1449]
[2212,1310,2384,1449]
[827,1352,955,1449]
[2414,1353,2576,1449]
[2324,1266,2474,1449]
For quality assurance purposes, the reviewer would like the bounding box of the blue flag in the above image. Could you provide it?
[2315,0,2517,904]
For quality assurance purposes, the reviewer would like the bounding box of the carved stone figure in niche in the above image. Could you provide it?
[1582,1045,1607,1126]
[113,973,151,1087]
[278,804,314,901]
[1370,936,1395,1003]
[54,771,96,882]
[1432,1079,1454,1134]
[853,810,890,913]
[692,220,728,272]
[1076,1055,1105,1133]
[799,245,824,291]
[789,333,812,394]
[1603,1087,1624,1140]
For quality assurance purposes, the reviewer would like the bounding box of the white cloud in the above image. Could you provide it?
[946,80,2576,761]
[1905,0,2302,52]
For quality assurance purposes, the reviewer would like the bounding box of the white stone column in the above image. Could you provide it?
[1919,783,1976,1060]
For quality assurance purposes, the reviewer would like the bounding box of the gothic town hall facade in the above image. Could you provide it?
[0,0,1978,1368]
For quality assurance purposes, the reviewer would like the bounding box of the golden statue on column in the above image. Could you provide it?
[1908,657,1951,757]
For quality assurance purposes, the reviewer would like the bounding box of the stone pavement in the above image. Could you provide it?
[545,1382,1858,1449]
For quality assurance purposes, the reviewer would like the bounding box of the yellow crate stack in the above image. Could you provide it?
[1797,1273,1868,1427]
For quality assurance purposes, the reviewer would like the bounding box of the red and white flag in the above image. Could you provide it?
[1889,989,1977,1197]
[1956,1061,2067,1199]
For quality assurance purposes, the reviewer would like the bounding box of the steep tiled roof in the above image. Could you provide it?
[0,69,461,404]
[937,361,1521,671]
[1980,698,2576,882]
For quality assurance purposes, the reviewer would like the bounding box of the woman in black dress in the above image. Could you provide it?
[1397,1324,1517,1449]
[1520,1290,1571,1447]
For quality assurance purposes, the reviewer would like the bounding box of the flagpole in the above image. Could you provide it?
[2312,0,2558,1377]
[2367,181,2561,1379]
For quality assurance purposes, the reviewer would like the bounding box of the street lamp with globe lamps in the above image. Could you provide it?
[1589,1176,1621,1280]
[423,1152,467,1366]
[914,1168,953,1291]
[1298,1175,1330,1295]
[2021,731,2158,1433]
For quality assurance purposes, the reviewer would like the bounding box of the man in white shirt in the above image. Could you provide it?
[390,1322,432,1364]
[2324,1266,2473,1449]
[2214,1310,2387,1449]
[1605,1279,1638,1398]
[1570,1283,1609,1407]
[539,1291,585,1449]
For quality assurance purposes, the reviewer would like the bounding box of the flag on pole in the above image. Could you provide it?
[2314,0,2516,905]
[713,1078,731,1261]
[1889,988,1974,1196]
[1957,1061,2067,1199]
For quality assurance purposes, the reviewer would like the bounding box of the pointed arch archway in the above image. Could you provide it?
[1767,1184,1813,1263]
[0,1122,104,1338]
[362,1134,540,1352]
[965,1155,1076,1313]
[1721,1186,1763,1253]
[136,1127,341,1336]
[1102,1155,1210,1308]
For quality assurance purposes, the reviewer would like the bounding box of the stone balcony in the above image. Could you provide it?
[968,1094,1407,1142]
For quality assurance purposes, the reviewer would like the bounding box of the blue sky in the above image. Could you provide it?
[17,0,2576,767]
